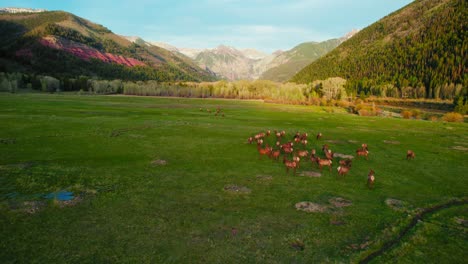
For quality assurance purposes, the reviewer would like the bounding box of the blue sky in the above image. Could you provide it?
[1,0,413,53]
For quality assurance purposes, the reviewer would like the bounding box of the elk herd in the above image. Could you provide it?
[248,130,415,189]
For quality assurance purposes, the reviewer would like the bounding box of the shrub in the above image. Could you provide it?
[442,112,464,122]
[411,109,422,119]
[401,110,412,119]
[428,116,439,122]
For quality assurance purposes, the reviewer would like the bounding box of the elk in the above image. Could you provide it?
[247,137,253,144]
[356,148,369,160]
[269,149,281,161]
[282,146,294,154]
[283,156,298,175]
[337,165,351,178]
[254,132,265,140]
[257,144,272,159]
[301,139,308,146]
[367,169,375,189]
[316,132,322,140]
[316,157,332,172]
[362,143,368,151]
[325,149,334,160]
[322,144,329,153]
[407,150,415,160]
[339,159,352,167]
[297,150,309,158]
[266,130,271,136]
[300,133,308,140]
[275,131,282,139]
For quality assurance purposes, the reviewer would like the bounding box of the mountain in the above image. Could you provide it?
[194,45,254,80]
[259,38,343,82]
[0,10,216,82]
[241,48,268,60]
[0,7,46,14]
[291,0,467,99]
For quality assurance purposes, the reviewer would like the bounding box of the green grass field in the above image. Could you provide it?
[1,93,467,263]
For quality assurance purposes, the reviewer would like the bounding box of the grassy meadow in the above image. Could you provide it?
[0,93,467,263]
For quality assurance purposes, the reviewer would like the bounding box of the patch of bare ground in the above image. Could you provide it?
[296,197,352,213]
[326,140,346,144]
[151,159,167,166]
[348,140,358,143]
[11,201,47,214]
[383,140,400,145]
[223,184,251,194]
[385,198,408,212]
[454,217,468,227]
[295,202,328,213]
[256,175,273,181]
[451,146,468,151]
[56,195,83,208]
[299,171,321,178]
[334,153,354,159]
[329,197,353,207]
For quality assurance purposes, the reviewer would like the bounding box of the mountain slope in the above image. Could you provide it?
[259,38,342,82]
[0,11,216,81]
[291,0,467,99]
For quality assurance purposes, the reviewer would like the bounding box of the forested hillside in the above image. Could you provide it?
[0,11,216,82]
[292,0,467,102]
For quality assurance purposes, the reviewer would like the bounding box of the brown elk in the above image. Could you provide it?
[356,148,369,160]
[361,143,368,151]
[300,133,308,140]
[316,157,332,172]
[301,139,308,146]
[247,137,254,144]
[337,165,351,178]
[322,144,329,153]
[254,132,265,140]
[339,159,352,167]
[297,150,309,158]
[257,144,272,159]
[367,169,375,189]
[266,130,271,136]
[282,146,294,154]
[316,132,322,140]
[283,156,298,175]
[269,149,281,161]
[406,150,415,160]
[325,149,334,160]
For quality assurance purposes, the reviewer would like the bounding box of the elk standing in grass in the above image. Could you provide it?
[367,169,375,189]
[316,157,332,172]
[407,150,415,160]
[257,144,272,159]
[283,156,299,175]
[317,132,322,140]
[337,165,351,178]
[269,149,281,161]
[356,148,369,160]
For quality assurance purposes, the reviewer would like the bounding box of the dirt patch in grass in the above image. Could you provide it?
[326,140,346,144]
[299,171,321,178]
[11,201,47,214]
[295,202,328,213]
[451,146,468,151]
[256,175,273,181]
[454,217,468,227]
[334,153,354,159]
[290,239,305,251]
[0,138,16,145]
[385,198,408,211]
[56,195,83,208]
[224,184,251,194]
[151,159,167,166]
[383,140,400,145]
[329,197,353,207]
[348,140,358,143]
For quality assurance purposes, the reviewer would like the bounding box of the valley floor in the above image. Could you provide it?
[0,93,467,263]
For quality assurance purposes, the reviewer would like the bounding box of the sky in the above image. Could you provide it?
[1,0,413,53]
